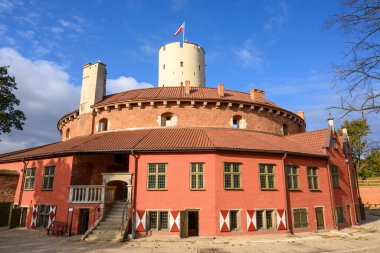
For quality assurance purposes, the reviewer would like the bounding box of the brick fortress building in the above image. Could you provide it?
[0,41,363,241]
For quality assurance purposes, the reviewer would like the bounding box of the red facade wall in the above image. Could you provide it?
[131,151,337,237]
[0,157,73,230]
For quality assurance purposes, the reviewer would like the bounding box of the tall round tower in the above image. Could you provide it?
[158,41,205,87]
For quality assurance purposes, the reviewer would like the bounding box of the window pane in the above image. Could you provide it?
[148,165,156,173]
[266,210,273,229]
[198,164,203,172]
[230,211,238,230]
[268,175,274,189]
[259,164,265,173]
[233,174,240,188]
[157,175,166,189]
[160,212,168,229]
[225,175,231,188]
[267,166,273,174]
[224,164,231,172]
[158,164,166,173]
[148,175,156,189]
[149,212,157,229]
[191,175,197,189]
[293,176,298,189]
[260,175,266,188]
[198,175,204,189]
[233,163,239,172]
[191,163,197,172]
[256,211,263,229]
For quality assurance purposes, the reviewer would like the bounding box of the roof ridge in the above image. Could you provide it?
[130,129,154,149]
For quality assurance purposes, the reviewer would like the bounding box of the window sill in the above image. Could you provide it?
[224,188,243,191]
[309,189,322,192]
[260,188,278,191]
[147,189,168,191]
[41,189,53,191]
[190,189,206,191]
[288,189,301,191]
[23,189,34,191]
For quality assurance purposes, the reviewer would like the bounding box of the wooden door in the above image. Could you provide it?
[0,203,11,227]
[9,207,21,228]
[315,207,325,230]
[180,210,188,238]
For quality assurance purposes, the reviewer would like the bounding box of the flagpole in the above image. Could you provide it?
[183,21,185,43]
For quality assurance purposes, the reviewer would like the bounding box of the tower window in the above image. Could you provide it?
[163,64,165,70]
[282,124,288,135]
[66,128,70,139]
[180,61,183,67]
[98,118,108,132]
[232,115,242,129]
[161,113,173,127]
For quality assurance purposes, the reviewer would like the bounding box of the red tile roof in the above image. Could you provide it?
[285,129,330,153]
[0,128,327,163]
[95,87,280,108]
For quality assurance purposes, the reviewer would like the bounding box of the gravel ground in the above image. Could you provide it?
[1,209,380,253]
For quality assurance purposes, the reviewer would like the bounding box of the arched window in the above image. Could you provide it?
[98,118,108,132]
[66,128,70,139]
[232,115,242,129]
[161,113,173,127]
[282,124,289,136]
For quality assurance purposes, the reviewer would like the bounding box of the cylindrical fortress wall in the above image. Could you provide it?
[158,42,205,87]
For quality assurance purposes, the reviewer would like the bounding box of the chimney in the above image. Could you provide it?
[297,111,305,120]
[328,118,334,131]
[341,127,347,136]
[185,80,190,95]
[217,83,224,97]
[250,89,265,102]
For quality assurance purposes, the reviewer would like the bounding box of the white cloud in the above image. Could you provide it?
[235,39,262,68]
[0,0,14,12]
[0,47,80,153]
[263,1,289,32]
[107,76,153,94]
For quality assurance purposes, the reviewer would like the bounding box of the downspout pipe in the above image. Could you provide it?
[346,160,358,225]
[131,149,138,239]
[281,153,292,234]
[19,158,27,206]
[326,160,338,229]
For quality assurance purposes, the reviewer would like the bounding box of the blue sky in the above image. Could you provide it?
[0,0,378,153]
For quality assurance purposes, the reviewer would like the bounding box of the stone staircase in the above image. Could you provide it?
[85,201,129,242]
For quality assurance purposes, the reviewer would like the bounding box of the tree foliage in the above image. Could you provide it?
[362,148,380,177]
[0,66,26,138]
[338,118,370,174]
[328,0,380,115]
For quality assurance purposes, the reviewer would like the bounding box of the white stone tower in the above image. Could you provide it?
[158,41,205,87]
[79,61,106,114]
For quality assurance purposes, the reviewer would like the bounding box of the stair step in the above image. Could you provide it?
[92,230,120,235]
[86,234,120,242]
[96,225,121,230]
[100,221,122,226]
[107,214,123,218]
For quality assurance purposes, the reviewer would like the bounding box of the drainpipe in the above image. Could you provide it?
[326,161,338,229]
[346,160,358,225]
[281,153,292,234]
[131,150,138,239]
[18,158,28,206]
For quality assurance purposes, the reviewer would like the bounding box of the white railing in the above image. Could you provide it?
[68,185,117,203]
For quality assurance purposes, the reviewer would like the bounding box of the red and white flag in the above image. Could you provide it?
[173,22,185,36]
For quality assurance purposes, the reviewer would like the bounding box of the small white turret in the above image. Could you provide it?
[79,62,107,114]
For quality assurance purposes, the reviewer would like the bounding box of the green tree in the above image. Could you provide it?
[363,148,380,177]
[0,66,26,138]
[327,0,380,115]
[338,118,370,175]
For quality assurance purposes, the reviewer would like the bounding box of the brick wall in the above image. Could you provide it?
[0,173,19,202]
[61,101,305,140]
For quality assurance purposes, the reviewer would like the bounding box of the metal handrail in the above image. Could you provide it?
[121,200,131,229]
[80,201,102,234]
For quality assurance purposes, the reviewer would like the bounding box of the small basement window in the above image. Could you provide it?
[98,118,108,132]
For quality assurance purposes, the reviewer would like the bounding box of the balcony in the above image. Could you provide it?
[68,185,117,204]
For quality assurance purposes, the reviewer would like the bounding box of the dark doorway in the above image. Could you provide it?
[187,211,199,237]
[20,207,27,227]
[107,181,127,200]
[79,208,89,234]
[315,207,325,230]
[10,207,21,228]
[0,203,11,227]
